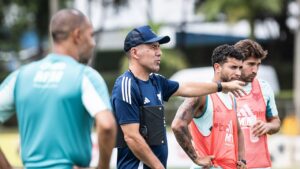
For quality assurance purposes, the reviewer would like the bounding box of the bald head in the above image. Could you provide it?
[50,9,87,43]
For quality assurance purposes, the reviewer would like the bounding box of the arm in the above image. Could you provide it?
[0,148,12,169]
[0,71,18,123]
[266,116,281,134]
[237,117,245,160]
[252,116,281,137]
[171,97,213,167]
[252,80,281,136]
[95,110,116,169]
[173,80,245,97]
[121,123,164,169]
[236,115,247,169]
[81,69,117,169]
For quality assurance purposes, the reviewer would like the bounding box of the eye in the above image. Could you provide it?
[151,44,160,50]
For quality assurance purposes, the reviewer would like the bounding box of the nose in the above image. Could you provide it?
[252,65,259,74]
[92,38,96,48]
[235,69,242,78]
[156,48,162,57]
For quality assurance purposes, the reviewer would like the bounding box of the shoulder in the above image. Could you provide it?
[112,71,138,97]
[82,66,105,83]
[150,73,167,81]
[150,73,178,86]
[81,66,111,95]
[0,70,20,89]
[113,71,136,88]
[256,78,274,92]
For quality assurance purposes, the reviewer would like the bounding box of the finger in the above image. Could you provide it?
[237,161,245,169]
[252,122,265,136]
[231,90,244,98]
[252,121,263,132]
[231,91,239,97]
[208,155,215,159]
[238,80,246,86]
[256,126,268,136]
[240,89,247,96]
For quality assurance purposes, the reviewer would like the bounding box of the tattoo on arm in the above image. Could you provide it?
[173,97,202,162]
[174,97,202,120]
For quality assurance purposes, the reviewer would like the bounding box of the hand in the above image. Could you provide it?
[194,155,214,169]
[221,80,246,97]
[252,119,270,137]
[237,160,247,169]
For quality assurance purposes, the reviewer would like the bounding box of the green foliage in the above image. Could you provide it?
[119,49,189,78]
[198,0,282,21]
[0,0,68,50]
[276,89,293,99]
[196,0,283,38]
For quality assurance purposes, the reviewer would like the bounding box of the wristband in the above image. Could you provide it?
[217,81,222,92]
[240,159,247,165]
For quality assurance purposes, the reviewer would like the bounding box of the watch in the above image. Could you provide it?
[217,81,222,92]
[240,159,247,165]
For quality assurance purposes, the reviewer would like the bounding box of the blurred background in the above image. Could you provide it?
[0,0,300,168]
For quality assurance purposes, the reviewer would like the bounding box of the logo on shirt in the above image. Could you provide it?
[225,120,234,145]
[144,97,150,104]
[33,62,66,88]
[237,104,257,128]
[157,93,162,103]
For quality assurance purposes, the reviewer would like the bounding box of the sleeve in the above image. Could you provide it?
[81,67,112,117]
[155,74,179,101]
[260,79,279,118]
[112,76,141,125]
[0,70,19,123]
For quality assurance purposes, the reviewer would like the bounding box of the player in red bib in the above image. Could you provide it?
[172,44,247,169]
[234,39,281,169]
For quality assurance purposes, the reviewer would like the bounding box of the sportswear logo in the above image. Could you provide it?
[225,120,234,145]
[121,77,132,104]
[33,62,66,88]
[144,97,150,104]
[157,93,162,103]
[237,104,256,127]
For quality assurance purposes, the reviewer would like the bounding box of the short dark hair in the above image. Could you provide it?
[234,39,268,60]
[211,44,244,66]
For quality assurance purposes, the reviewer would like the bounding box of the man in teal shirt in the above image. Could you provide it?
[0,9,116,169]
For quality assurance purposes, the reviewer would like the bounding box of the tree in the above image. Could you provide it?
[0,0,69,50]
[196,0,283,39]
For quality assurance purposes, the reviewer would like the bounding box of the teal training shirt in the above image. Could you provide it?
[0,54,111,168]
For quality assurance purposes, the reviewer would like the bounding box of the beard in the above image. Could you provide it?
[241,73,256,82]
[220,74,240,82]
[79,52,93,65]
[79,58,89,64]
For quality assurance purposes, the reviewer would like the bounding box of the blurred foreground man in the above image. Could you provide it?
[172,45,247,169]
[0,9,116,169]
[234,39,281,169]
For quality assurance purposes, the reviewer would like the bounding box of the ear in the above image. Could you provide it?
[71,28,81,44]
[214,63,222,73]
[130,47,139,59]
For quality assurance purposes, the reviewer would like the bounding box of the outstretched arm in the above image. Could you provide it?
[172,97,213,167]
[0,148,12,169]
[95,110,117,169]
[173,80,245,97]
